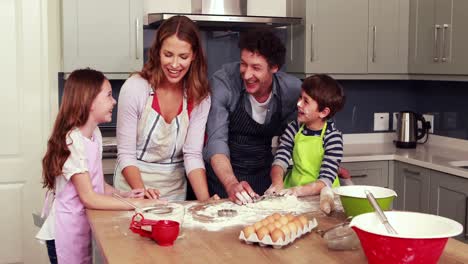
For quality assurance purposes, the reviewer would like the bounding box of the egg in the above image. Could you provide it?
[273,221,282,229]
[298,215,309,228]
[285,213,295,221]
[256,226,270,240]
[287,222,298,236]
[293,219,303,231]
[243,225,255,239]
[254,221,264,231]
[278,215,289,225]
[270,228,285,242]
[280,225,291,239]
[266,215,276,223]
[261,218,270,226]
[272,213,281,220]
[266,223,276,233]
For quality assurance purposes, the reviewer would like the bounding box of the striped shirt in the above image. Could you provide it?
[272,119,343,187]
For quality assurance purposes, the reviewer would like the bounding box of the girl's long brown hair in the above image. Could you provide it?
[139,15,209,105]
[42,69,106,190]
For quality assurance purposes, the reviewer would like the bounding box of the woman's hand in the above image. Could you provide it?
[144,188,160,199]
[119,188,145,198]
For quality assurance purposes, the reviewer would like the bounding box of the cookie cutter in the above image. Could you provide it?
[217,209,238,217]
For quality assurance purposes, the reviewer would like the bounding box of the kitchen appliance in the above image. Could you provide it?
[395,111,431,148]
[146,0,302,30]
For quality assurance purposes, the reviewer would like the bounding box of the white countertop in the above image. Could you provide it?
[343,133,468,179]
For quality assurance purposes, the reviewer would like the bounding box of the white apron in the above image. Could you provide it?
[114,88,189,201]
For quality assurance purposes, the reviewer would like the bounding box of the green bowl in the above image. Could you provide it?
[333,185,397,217]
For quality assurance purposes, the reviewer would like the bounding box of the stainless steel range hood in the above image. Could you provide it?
[146,0,302,30]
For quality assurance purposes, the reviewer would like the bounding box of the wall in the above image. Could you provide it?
[335,80,468,140]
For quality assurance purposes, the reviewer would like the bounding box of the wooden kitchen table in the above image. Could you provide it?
[87,204,468,264]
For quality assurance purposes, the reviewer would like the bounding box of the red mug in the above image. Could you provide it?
[130,213,180,246]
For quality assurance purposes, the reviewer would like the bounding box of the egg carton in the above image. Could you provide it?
[239,218,318,249]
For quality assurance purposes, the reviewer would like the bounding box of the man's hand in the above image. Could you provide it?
[226,181,258,205]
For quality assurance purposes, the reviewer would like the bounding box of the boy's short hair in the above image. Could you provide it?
[302,74,345,118]
[238,29,286,69]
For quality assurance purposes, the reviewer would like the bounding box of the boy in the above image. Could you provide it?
[268,74,345,196]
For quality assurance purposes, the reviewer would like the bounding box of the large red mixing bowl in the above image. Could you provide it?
[349,211,463,264]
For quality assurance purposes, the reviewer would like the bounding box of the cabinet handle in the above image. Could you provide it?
[371,26,376,62]
[403,168,421,175]
[351,174,368,178]
[465,197,468,239]
[441,24,449,62]
[310,24,315,62]
[433,24,441,62]
[135,18,140,60]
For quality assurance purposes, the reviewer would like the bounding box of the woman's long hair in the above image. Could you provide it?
[139,15,209,105]
[42,69,106,190]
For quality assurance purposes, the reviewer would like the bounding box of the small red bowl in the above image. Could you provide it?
[151,220,180,246]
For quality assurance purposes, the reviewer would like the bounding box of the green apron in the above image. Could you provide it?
[284,122,340,188]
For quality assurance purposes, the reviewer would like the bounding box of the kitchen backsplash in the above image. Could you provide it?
[334,79,468,140]
[60,78,466,140]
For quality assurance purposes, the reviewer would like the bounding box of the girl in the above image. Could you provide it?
[114,16,217,202]
[36,69,163,264]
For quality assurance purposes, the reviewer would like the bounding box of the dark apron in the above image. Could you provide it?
[208,90,282,198]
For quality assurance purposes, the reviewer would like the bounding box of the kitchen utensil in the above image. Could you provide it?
[395,111,431,148]
[349,211,463,264]
[252,193,284,203]
[364,190,398,235]
[333,185,397,217]
[113,192,174,215]
[112,192,138,209]
[130,213,180,246]
[217,209,238,217]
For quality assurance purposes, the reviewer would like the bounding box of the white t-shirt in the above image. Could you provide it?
[35,127,101,241]
[248,92,272,124]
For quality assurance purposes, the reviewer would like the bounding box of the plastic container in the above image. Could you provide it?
[349,211,463,264]
[239,218,318,249]
[333,185,397,217]
[322,224,360,251]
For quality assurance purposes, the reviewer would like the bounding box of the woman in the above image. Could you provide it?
[114,16,213,201]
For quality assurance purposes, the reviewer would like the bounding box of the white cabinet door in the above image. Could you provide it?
[368,0,409,73]
[63,0,143,74]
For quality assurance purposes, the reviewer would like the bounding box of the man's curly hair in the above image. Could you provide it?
[238,29,286,69]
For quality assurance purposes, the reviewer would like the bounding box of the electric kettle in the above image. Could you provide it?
[395,111,431,148]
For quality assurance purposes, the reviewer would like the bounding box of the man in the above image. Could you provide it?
[204,29,302,205]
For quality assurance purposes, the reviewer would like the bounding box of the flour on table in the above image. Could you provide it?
[183,195,337,232]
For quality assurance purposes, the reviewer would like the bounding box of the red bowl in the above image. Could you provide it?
[350,211,463,264]
[151,220,180,246]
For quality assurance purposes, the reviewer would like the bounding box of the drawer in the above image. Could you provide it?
[342,161,389,187]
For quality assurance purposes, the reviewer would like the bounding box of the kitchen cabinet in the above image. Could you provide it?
[341,161,389,187]
[393,162,431,213]
[367,0,409,74]
[62,0,143,76]
[430,170,468,242]
[408,0,468,75]
[285,0,408,75]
